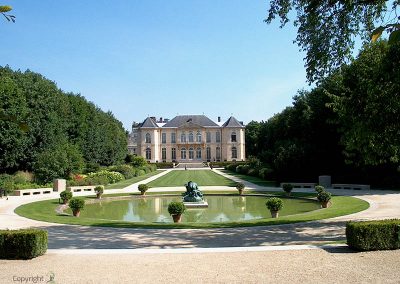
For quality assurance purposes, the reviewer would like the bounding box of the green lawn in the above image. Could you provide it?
[105,170,162,189]
[15,192,369,229]
[220,170,277,187]
[146,170,236,187]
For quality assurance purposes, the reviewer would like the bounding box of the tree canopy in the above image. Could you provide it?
[265,0,399,82]
[246,40,400,187]
[0,66,127,181]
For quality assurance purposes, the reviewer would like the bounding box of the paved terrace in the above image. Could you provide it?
[0,169,399,249]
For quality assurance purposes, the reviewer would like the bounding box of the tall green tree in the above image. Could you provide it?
[265,0,399,82]
[329,41,400,166]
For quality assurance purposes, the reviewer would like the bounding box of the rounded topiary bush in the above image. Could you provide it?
[68,198,85,217]
[265,197,284,212]
[167,202,186,215]
[138,184,149,195]
[235,182,245,195]
[282,183,294,196]
[317,191,332,208]
[60,190,73,204]
[315,185,325,194]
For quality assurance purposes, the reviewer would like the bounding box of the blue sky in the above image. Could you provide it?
[1,1,309,130]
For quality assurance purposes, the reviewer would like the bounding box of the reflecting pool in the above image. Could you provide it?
[79,195,320,223]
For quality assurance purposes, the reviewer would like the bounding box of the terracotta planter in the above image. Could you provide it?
[172,214,182,223]
[270,210,279,218]
[238,189,244,195]
[321,201,330,208]
[140,191,146,196]
[63,199,69,205]
[96,193,102,199]
[72,210,81,217]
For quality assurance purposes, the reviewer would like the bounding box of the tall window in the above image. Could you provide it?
[196,131,202,142]
[181,132,186,142]
[231,147,237,159]
[216,131,221,143]
[162,148,166,161]
[145,133,151,143]
[196,147,202,159]
[146,147,151,160]
[181,147,187,159]
[171,148,176,160]
[171,132,176,143]
[206,132,211,143]
[162,133,166,144]
[189,147,194,159]
[216,147,221,160]
[188,132,194,142]
[206,147,211,161]
[231,132,237,142]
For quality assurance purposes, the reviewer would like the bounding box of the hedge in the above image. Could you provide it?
[0,229,48,259]
[346,219,400,251]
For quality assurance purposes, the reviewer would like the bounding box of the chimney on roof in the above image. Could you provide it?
[218,116,221,122]
[159,117,163,123]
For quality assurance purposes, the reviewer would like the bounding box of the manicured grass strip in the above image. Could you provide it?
[105,170,162,189]
[15,193,369,229]
[147,170,236,187]
[220,170,277,187]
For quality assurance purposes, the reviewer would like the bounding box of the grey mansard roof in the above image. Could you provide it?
[162,115,219,128]
[221,116,244,128]
[140,117,159,128]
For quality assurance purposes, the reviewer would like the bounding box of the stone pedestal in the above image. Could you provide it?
[53,179,66,192]
[183,201,209,208]
[318,175,332,188]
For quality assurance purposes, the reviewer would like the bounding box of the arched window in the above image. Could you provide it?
[196,131,202,142]
[231,132,237,142]
[145,133,151,143]
[189,147,194,159]
[188,132,194,142]
[206,147,211,161]
[206,132,211,143]
[216,131,221,143]
[196,147,202,159]
[181,147,187,159]
[181,132,186,142]
[231,147,237,159]
[216,147,221,160]
[146,147,152,160]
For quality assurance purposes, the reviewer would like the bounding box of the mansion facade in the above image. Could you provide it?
[128,115,245,163]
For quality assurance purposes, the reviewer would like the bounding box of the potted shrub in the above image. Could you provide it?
[69,198,85,217]
[236,182,245,195]
[167,201,186,223]
[317,191,332,208]
[138,184,149,195]
[282,183,294,197]
[315,185,325,194]
[60,190,73,204]
[94,185,104,199]
[265,197,283,218]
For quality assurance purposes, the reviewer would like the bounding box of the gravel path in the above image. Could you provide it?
[1,248,400,283]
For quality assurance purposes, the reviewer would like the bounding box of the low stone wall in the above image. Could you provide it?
[280,182,316,188]
[68,186,96,193]
[332,184,370,190]
[13,188,53,196]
